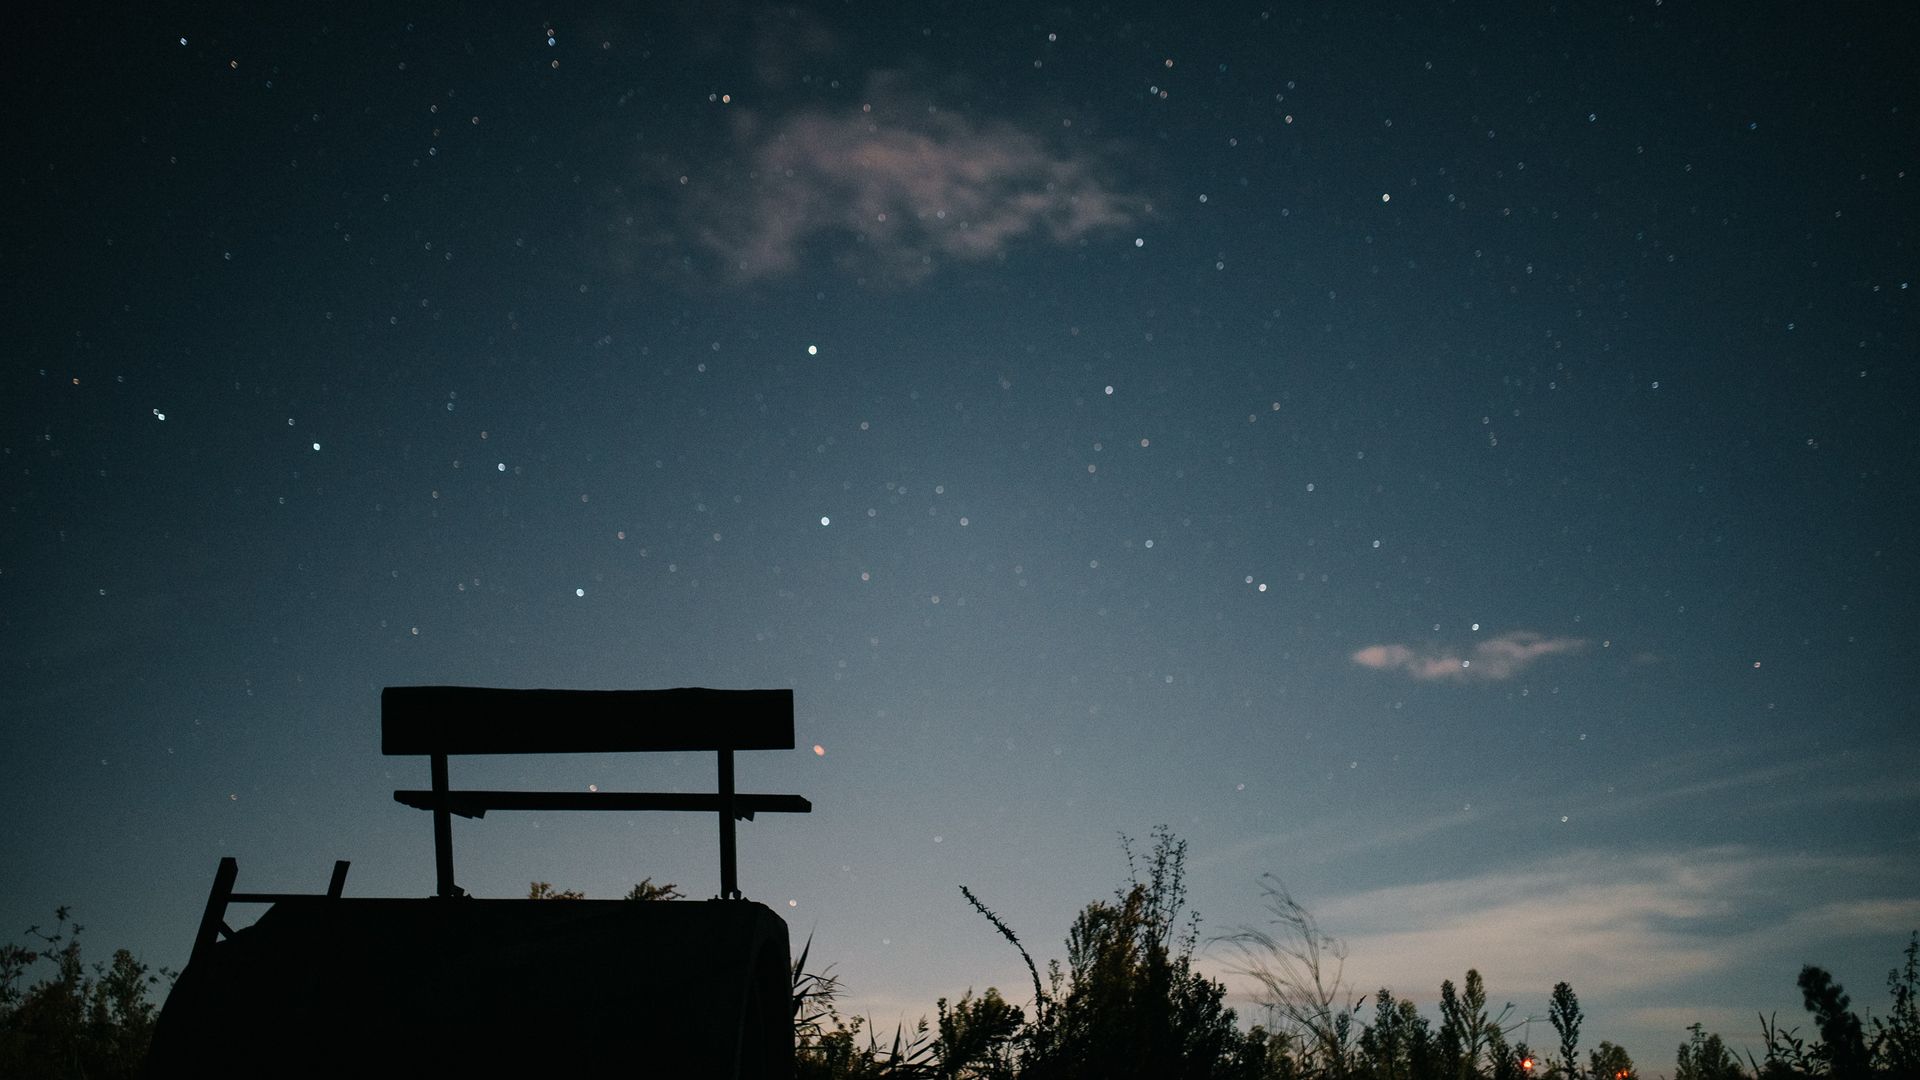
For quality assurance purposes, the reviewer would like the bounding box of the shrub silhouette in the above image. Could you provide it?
[1014,828,1243,1079]
[0,908,170,1080]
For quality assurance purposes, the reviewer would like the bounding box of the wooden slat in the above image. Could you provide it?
[393,790,812,817]
[381,686,794,755]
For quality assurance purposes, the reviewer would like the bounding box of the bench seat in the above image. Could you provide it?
[393,790,812,818]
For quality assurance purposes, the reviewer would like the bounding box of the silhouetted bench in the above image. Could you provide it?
[382,685,812,899]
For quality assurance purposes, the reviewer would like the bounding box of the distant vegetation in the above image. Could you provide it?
[0,908,169,1080]
[789,828,1920,1080]
[2,837,1914,1078]
[526,875,684,901]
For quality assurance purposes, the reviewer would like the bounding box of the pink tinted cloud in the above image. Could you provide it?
[687,83,1136,282]
[1350,631,1586,681]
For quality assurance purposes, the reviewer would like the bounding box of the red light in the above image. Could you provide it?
[1520,1058,1534,1073]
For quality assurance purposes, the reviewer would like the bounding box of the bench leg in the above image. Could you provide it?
[718,750,739,899]
[190,857,239,968]
[432,753,458,897]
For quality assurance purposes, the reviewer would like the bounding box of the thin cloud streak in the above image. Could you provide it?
[1214,848,1916,1005]
[1561,749,1920,827]
[1351,632,1587,681]
[1194,809,1482,879]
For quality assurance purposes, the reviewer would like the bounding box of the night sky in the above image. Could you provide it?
[5,3,1917,1069]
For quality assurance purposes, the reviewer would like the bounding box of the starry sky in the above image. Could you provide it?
[5,2,1917,1070]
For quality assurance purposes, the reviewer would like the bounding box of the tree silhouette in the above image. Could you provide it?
[1495,1038,1533,1080]
[1548,982,1582,1079]
[1798,966,1868,1079]
[624,877,685,901]
[1674,1023,1743,1080]
[1017,828,1244,1080]
[1356,987,1436,1080]
[1437,969,1511,1080]
[1872,932,1920,1076]
[0,909,168,1080]
[1585,1040,1634,1080]
[935,987,1023,1080]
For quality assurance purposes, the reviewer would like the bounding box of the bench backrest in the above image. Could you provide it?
[381,686,794,755]
[379,685,804,901]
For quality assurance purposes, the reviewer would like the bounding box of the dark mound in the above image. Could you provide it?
[147,898,791,1078]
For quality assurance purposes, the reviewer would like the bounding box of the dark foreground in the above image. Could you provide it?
[147,897,791,1078]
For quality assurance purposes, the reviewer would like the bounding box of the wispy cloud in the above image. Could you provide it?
[625,64,1140,285]
[1300,850,1749,999]
[1351,631,1587,681]
[1210,847,1920,1005]
[709,98,1132,281]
